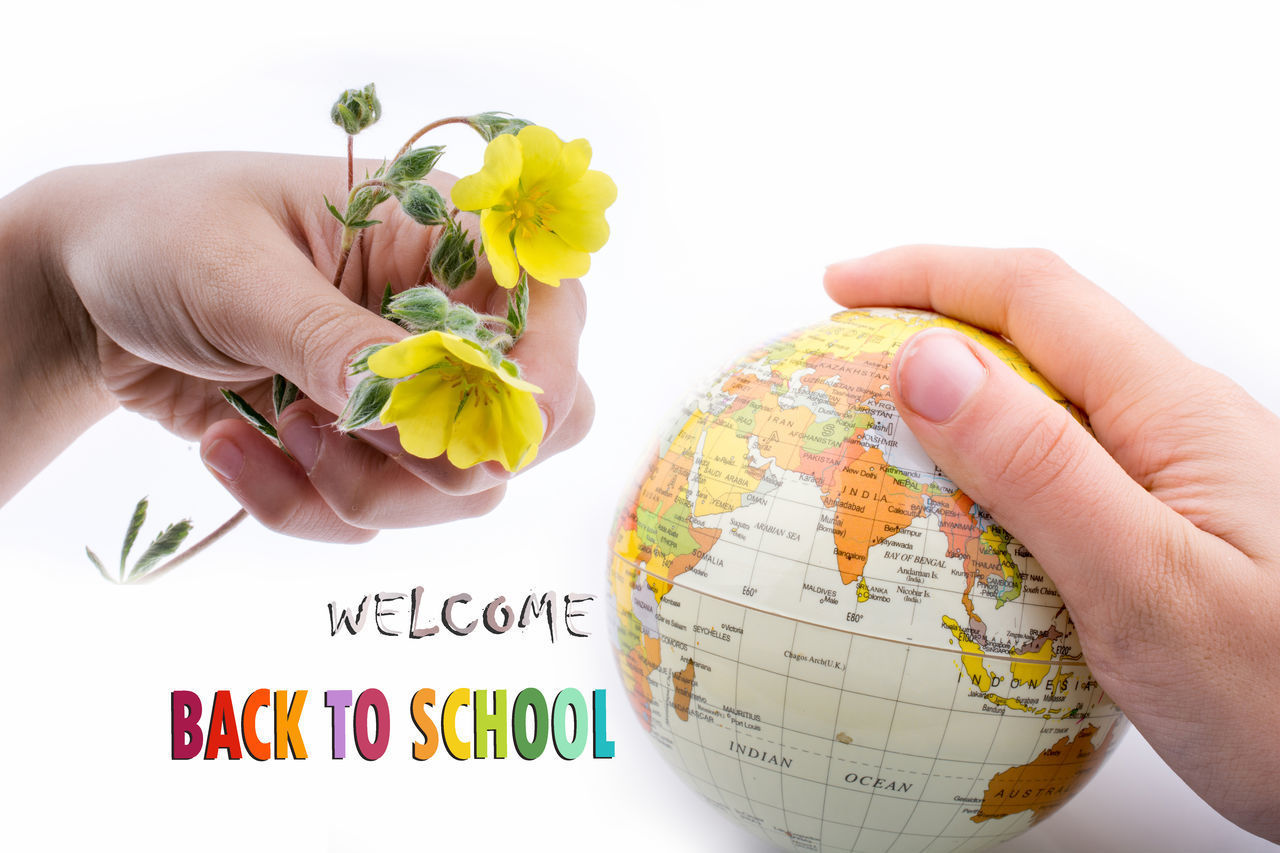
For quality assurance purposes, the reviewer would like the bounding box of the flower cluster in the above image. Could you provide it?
[324,94,614,473]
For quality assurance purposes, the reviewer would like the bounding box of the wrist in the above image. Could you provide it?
[0,169,117,505]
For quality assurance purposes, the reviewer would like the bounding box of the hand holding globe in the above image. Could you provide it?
[609,246,1279,850]
[826,246,1279,842]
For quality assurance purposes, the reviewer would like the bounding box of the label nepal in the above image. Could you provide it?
[171,687,615,762]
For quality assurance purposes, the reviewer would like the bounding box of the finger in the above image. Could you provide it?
[477,372,595,479]
[199,418,376,543]
[537,373,594,458]
[194,206,406,418]
[888,327,1199,618]
[489,276,587,442]
[277,401,507,527]
[824,246,1191,450]
[824,246,1279,554]
[357,425,508,496]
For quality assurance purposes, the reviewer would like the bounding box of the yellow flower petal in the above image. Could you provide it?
[514,125,565,189]
[515,225,590,286]
[380,371,458,459]
[550,169,617,215]
[546,207,610,253]
[446,389,502,470]
[367,332,451,379]
[451,133,522,211]
[481,208,521,289]
[555,138,592,188]
[434,334,545,394]
[497,384,544,471]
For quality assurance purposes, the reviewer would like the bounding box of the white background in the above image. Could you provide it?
[2,1,1277,850]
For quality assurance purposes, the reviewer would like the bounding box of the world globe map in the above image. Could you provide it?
[607,308,1128,852]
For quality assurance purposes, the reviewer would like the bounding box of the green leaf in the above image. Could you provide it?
[346,186,390,228]
[220,388,278,444]
[272,375,300,419]
[120,495,148,579]
[128,520,194,581]
[429,219,478,289]
[323,194,346,225]
[506,271,530,339]
[336,376,394,433]
[380,282,394,318]
[345,218,382,230]
[86,547,113,583]
[348,343,389,375]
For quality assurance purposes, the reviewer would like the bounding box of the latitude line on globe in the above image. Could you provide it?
[622,555,1087,669]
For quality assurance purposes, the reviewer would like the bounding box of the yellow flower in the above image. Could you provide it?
[368,331,544,472]
[451,125,616,288]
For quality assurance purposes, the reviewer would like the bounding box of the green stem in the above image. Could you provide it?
[393,116,473,163]
[137,509,248,584]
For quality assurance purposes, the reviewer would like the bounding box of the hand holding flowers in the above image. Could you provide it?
[0,84,613,580]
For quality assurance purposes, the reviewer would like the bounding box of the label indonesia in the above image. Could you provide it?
[171,687,615,761]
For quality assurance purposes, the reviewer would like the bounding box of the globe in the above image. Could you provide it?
[606,308,1127,853]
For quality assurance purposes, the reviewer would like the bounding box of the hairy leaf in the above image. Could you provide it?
[120,495,148,579]
[272,375,300,419]
[85,547,113,583]
[128,520,194,581]
[336,376,394,433]
[220,388,279,444]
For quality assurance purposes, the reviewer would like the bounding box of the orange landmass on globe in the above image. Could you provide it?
[972,724,1115,825]
[620,630,663,731]
[827,446,927,585]
[672,659,696,722]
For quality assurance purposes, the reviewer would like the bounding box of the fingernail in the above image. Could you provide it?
[896,329,987,423]
[359,426,402,455]
[538,405,552,437]
[280,411,322,473]
[203,438,244,481]
[344,371,362,399]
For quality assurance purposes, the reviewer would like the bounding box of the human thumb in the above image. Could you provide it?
[209,240,407,420]
[890,327,1160,607]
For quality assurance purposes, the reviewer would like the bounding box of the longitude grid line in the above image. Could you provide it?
[814,628,854,853]
[681,500,777,844]
[845,622,911,853]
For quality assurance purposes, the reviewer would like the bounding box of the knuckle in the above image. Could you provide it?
[1014,247,1067,277]
[330,465,384,529]
[429,463,494,496]
[987,409,1084,500]
[1085,512,1197,671]
[250,491,306,534]
[289,297,352,385]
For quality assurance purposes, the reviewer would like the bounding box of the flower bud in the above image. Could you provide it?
[399,183,449,227]
[388,146,445,184]
[345,185,390,228]
[387,286,450,332]
[467,112,534,142]
[444,304,479,335]
[430,221,478,289]
[330,83,382,135]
